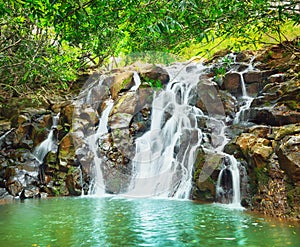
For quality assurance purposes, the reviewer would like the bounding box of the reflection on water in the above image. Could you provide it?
[0,197,299,247]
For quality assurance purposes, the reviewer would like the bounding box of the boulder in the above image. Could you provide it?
[192,148,223,201]
[276,134,300,186]
[196,78,226,116]
[104,71,135,99]
[139,65,170,87]
[222,72,241,96]
[235,133,273,167]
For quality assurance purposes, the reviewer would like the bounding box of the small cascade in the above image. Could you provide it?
[131,71,141,91]
[126,63,205,199]
[88,99,114,196]
[215,54,259,206]
[33,113,60,163]
[232,56,257,124]
[0,128,14,148]
[216,155,241,207]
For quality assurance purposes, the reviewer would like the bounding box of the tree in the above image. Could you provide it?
[0,0,299,89]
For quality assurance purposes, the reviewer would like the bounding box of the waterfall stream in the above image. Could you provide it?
[215,55,257,207]
[33,113,60,163]
[125,63,206,199]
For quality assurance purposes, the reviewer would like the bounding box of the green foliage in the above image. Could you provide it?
[143,77,163,90]
[1,0,300,91]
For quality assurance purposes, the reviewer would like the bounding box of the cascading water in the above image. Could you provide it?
[88,99,114,196]
[83,54,258,203]
[216,54,257,207]
[126,63,206,199]
[33,113,60,163]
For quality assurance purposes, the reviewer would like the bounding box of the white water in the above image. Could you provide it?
[131,71,141,91]
[126,63,205,199]
[88,99,114,196]
[215,54,258,206]
[86,55,258,203]
[33,113,60,163]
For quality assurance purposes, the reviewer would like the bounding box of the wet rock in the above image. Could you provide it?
[222,72,241,96]
[58,132,76,167]
[111,92,138,115]
[269,73,285,83]
[196,78,225,116]
[6,178,23,197]
[249,106,300,126]
[138,64,170,86]
[192,148,223,201]
[219,90,238,118]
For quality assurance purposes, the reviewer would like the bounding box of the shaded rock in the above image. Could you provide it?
[139,64,170,86]
[61,104,75,125]
[276,135,300,186]
[65,168,82,196]
[249,106,300,126]
[6,178,23,197]
[58,132,76,167]
[218,90,238,118]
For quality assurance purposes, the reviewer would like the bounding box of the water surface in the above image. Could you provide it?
[0,197,299,246]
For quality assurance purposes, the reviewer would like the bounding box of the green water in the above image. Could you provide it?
[0,197,299,247]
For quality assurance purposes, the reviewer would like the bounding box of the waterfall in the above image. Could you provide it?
[88,99,114,196]
[215,54,258,206]
[33,113,60,163]
[131,71,141,91]
[125,63,205,199]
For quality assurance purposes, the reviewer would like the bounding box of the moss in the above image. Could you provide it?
[285,100,299,111]
[287,187,300,207]
[254,166,269,187]
[121,77,133,89]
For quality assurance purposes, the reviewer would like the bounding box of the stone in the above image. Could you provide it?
[61,104,75,125]
[111,92,138,115]
[269,73,285,83]
[192,148,223,201]
[196,78,225,116]
[58,132,76,167]
[236,133,273,167]
[6,178,23,197]
[140,65,170,85]
[65,168,82,196]
[104,71,135,99]
[274,123,300,141]
[222,72,241,95]
[276,135,300,186]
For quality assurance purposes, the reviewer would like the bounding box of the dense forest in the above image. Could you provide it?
[1,0,299,93]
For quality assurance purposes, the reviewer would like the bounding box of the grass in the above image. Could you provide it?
[179,22,300,60]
